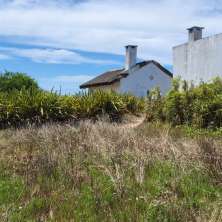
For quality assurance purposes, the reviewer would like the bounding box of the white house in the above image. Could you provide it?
[173,26,222,83]
[80,45,173,97]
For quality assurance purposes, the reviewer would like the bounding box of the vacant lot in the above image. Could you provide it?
[0,119,221,222]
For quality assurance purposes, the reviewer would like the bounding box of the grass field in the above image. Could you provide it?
[0,120,222,221]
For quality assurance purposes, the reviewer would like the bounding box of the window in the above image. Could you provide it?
[149,75,154,80]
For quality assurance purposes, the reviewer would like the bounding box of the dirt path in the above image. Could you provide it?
[119,115,146,129]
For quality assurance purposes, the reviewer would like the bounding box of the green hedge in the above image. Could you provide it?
[146,77,222,129]
[0,89,145,127]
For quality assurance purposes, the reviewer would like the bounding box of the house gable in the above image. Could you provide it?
[119,62,172,97]
[80,60,172,90]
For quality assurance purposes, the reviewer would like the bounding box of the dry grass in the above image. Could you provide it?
[0,121,222,221]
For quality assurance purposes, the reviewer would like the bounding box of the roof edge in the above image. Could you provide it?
[136,60,173,78]
[151,60,173,78]
[80,79,121,89]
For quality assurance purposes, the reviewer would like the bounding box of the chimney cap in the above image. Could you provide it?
[187,26,204,31]
[125,45,138,48]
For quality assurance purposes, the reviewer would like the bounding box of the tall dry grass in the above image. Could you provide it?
[0,121,222,221]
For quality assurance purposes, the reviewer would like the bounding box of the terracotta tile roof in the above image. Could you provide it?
[80,60,173,89]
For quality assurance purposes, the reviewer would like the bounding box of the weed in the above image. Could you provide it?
[0,121,221,221]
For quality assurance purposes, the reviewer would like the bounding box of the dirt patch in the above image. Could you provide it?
[118,115,146,129]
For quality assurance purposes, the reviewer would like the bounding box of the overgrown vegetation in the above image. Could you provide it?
[0,71,145,128]
[0,122,221,221]
[146,77,222,129]
[1,72,222,130]
[0,88,144,128]
[0,72,222,221]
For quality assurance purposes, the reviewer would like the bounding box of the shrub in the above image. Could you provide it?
[146,77,222,129]
[0,71,39,92]
[146,87,165,122]
[0,89,145,128]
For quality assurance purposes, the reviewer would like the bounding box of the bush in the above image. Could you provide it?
[146,77,222,129]
[0,71,39,93]
[146,87,165,122]
[0,89,145,128]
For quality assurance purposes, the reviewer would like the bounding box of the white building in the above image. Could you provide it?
[173,26,222,83]
[80,46,173,97]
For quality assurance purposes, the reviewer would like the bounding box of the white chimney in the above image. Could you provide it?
[187,26,204,42]
[125,45,137,70]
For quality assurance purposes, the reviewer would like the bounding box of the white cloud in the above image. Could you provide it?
[0,0,222,64]
[0,54,10,60]
[0,47,120,64]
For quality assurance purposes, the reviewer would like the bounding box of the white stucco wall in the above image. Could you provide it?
[119,63,172,97]
[173,33,222,83]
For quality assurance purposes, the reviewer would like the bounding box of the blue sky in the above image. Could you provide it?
[0,0,222,94]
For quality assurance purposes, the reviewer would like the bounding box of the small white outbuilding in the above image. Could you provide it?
[80,46,173,97]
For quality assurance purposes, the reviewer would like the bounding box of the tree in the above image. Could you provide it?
[0,71,39,92]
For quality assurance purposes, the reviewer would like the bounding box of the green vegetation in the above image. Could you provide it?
[0,73,222,221]
[146,77,222,129]
[1,72,222,131]
[0,88,144,128]
[0,71,39,93]
[0,122,221,221]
